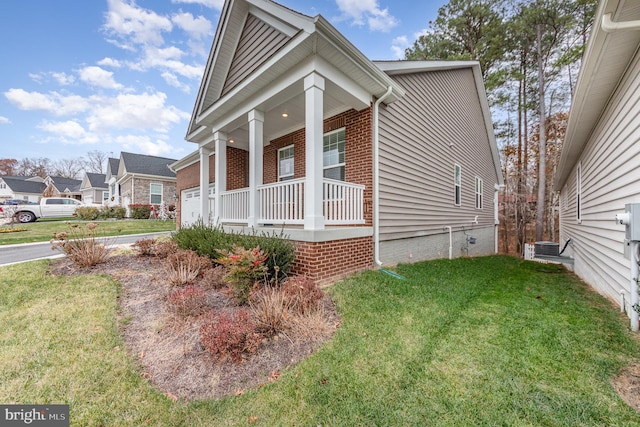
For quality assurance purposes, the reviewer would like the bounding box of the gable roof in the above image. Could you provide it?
[0,176,46,194]
[187,0,404,143]
[82,172,108,190]
[555,0,640,188]
[46,176,82,193]
[374,60,504,186]
[106,157,119,180]
[119,152,177,179]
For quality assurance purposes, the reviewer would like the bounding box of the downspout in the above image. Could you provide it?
[444,226,453,259]
[602,13,640,33]
[374,86,394,266]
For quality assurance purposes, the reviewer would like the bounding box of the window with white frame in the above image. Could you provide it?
[323,128,345,181]
[454,164,461,206]
[102,191,109,202]
[278,145,295,181]
[576,161,582,222]
[475,176,483,209]
[150,183,163,204]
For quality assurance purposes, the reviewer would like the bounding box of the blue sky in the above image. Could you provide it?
[0,0,445,164]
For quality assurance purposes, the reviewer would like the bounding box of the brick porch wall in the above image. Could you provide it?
[291,236,373,285]
[264,108,373,225]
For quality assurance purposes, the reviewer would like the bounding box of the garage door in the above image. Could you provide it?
[181,188,200,227]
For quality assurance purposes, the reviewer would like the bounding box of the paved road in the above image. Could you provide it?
[0,232,172,266]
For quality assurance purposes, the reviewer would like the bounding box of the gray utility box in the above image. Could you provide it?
[625,203,640,242]
[535,241,560,257]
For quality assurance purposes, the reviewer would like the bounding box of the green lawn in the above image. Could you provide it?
[1,256,639,426]
[0,219,175,245]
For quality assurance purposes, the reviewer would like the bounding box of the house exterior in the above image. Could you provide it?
[172,0,503,283]
[42,176,82,199]
[116,152,178,214]
[555,0,640,322]
[0,176,46,202]
[105,157,120,204]
[79,172,108,204]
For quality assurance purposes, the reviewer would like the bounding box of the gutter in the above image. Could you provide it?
[374,86,394,266]
[602,13,640,33]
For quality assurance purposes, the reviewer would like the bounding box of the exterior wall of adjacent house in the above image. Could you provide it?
[81,189,107,204]
[558,48,640,311]
[377,68,499,264]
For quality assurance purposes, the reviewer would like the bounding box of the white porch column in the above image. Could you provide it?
[213,132,227,224]
[248,110,264,228]
[304,72,325,230]
[199,145,212,223]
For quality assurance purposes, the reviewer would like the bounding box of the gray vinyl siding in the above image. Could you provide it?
[221,14,290,97]
[378,68,500,241]
[559,47,640,310]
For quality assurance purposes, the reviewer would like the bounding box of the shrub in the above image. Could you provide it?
[200,309,262,362]
[216,246,268,304]
[281,276,323,315]
[165,249,212,286]
[50,222,113,267]
[152,240,179,259]
[249,286,290,335]
[98,206,126,219]
[129,204,152,219]
[132,238,156,256]
[167,285,207,317]
[173,222,295,281]
[76,206,100,221]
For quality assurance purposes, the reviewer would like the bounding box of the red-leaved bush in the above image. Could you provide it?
[167,285,207,317]
[200,309,262,362]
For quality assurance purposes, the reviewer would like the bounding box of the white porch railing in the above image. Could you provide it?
[220,188,249,222]
[218,178,365,225]
[259,178,305,224]
[323,178,365,225]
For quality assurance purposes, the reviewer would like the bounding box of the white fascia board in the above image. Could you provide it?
[374,60,479,75]
[247,3,312,36]
[186,125,209,142]
[314,56,372,108]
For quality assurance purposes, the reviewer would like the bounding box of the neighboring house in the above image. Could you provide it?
[80,172,108,204]
[555,0,640,323]
[171,0,503,284]
[0,176,46,202]
[116,152,178,214]
[42,176,82,199]
[105,157,120,204]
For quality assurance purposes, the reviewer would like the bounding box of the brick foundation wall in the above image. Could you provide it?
[292,236,373,285]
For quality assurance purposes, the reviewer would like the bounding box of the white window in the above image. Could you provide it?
[323,128,346,181]
[102,191,109,202]
[150,183,163,204]
[454,164,461,206]
[278,145,295,181]
[475,177,483,209]
[576,162,582,223]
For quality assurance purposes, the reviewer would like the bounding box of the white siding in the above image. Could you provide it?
[378,68,501,241]
[559,48,640,310]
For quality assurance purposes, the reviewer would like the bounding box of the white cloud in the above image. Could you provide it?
[132,46,204,79]
[334,0,398,32]
[171,0,224,10]
[0,116,10,124]
[116,134,174,156]
[97,57,123,68]
[103,0,173,47]
[86,91,189,133]
[172,12,213,39]
[391,35,409,59]
[37,120,101,145]
[4,89,91,116]
[78,66,124,89]
[161,71,191,93]
[51,72,76,85]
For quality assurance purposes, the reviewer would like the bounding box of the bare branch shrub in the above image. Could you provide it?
[165,249,212,286]
[50,222,113,267]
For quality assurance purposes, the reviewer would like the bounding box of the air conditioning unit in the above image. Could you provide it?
[535,241,560,257]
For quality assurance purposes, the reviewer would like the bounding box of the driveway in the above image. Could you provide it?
[0,232,171,266]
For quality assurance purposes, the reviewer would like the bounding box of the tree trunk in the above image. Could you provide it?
[536,24,547,241]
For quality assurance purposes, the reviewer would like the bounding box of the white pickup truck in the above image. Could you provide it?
[10,197,85,223]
